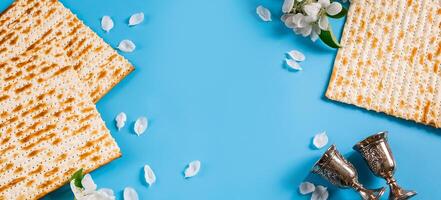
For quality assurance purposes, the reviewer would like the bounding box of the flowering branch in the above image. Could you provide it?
[281,0,347,48]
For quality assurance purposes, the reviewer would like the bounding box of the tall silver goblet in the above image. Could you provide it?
[353,131,417,200]
[312,145,386,200]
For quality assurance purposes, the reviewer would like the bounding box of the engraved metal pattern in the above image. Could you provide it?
[312,145,385,200]
[354,131,417,200]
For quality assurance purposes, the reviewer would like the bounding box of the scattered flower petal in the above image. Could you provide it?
[326,2,343,16]
[256,5,272,22]
[311,185,329,200]
[129,12,145,26]
[115,112,127,131]
[144,165,156,186]
[184,160,201,178]
[299,182,315,195]
[124,187,139,200]
[313,131,328,149]
[282,0,295,13]
[287,50,305,62]
[134,117,148,136]
[101,16,114,32]
[118,40,136,53]
[285,59,302,71]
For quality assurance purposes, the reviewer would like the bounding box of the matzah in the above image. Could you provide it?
[326,0,441,127]
[0,0,134,102]
[0,42,121,199]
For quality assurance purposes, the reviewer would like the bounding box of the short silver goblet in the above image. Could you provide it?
[353,131,417,200]
[312,145,386,200]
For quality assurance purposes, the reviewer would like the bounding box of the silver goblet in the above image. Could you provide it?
[312,145,386,200]
[353,131,417,200]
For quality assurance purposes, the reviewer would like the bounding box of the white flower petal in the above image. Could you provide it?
[293,27,302,35]
[134,117,148,136]
[256,5,272,22]
[326,2,342,16]
[70,180,85,199]
[118,40,136,53]
[144,165,156,186]
[300,24,312,37]
[101,16,114,32]
[303,15,317,23]
[292,13,305,28]
[280,14,290,22]
[129,12,145,26]
[310,31,319,42]
[313,24,321,35]
[318,15,329,30]
[81,174,97,193]
[282,0,295,13]
[184,160,201,178]
[285,59,302,71]
[287,50,305,62]
[318,0,330,8]
[124,187,139,200]
[299,182,315,195]
[115,112,127,131]
[311,185,329,200]
[96,188,116,200]
[303,3,321,18]
[284,16,296,28]
[313,131,328,149]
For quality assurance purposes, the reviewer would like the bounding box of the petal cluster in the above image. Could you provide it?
[70,174,116,200]
[281,0,343,41]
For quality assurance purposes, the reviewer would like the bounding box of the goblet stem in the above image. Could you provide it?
[352,181,386,200]
[386,177,417,200]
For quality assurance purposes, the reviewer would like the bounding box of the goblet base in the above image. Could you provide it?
[390,189,417,200]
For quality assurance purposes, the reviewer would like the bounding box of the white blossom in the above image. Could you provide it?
[70,174,115,200]
[303,3,321,20]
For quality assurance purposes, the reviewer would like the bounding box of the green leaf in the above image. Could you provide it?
[327,7,347,19]
[319,27,341,49]
[70,168,84,188]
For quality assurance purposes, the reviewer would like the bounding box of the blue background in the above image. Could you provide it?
[0,0,439,199]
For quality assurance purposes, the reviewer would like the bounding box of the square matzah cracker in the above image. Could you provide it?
[326,0,441,127]
[0,0,134,103]
[0,43,121,198]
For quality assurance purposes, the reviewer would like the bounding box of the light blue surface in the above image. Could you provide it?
[1,0,439,199]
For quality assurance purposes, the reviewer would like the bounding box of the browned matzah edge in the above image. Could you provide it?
[54,0,135,102]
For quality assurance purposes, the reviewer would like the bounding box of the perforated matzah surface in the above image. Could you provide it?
[0,0,134,103]
[326,0,441,127]
[0,42,121,199]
